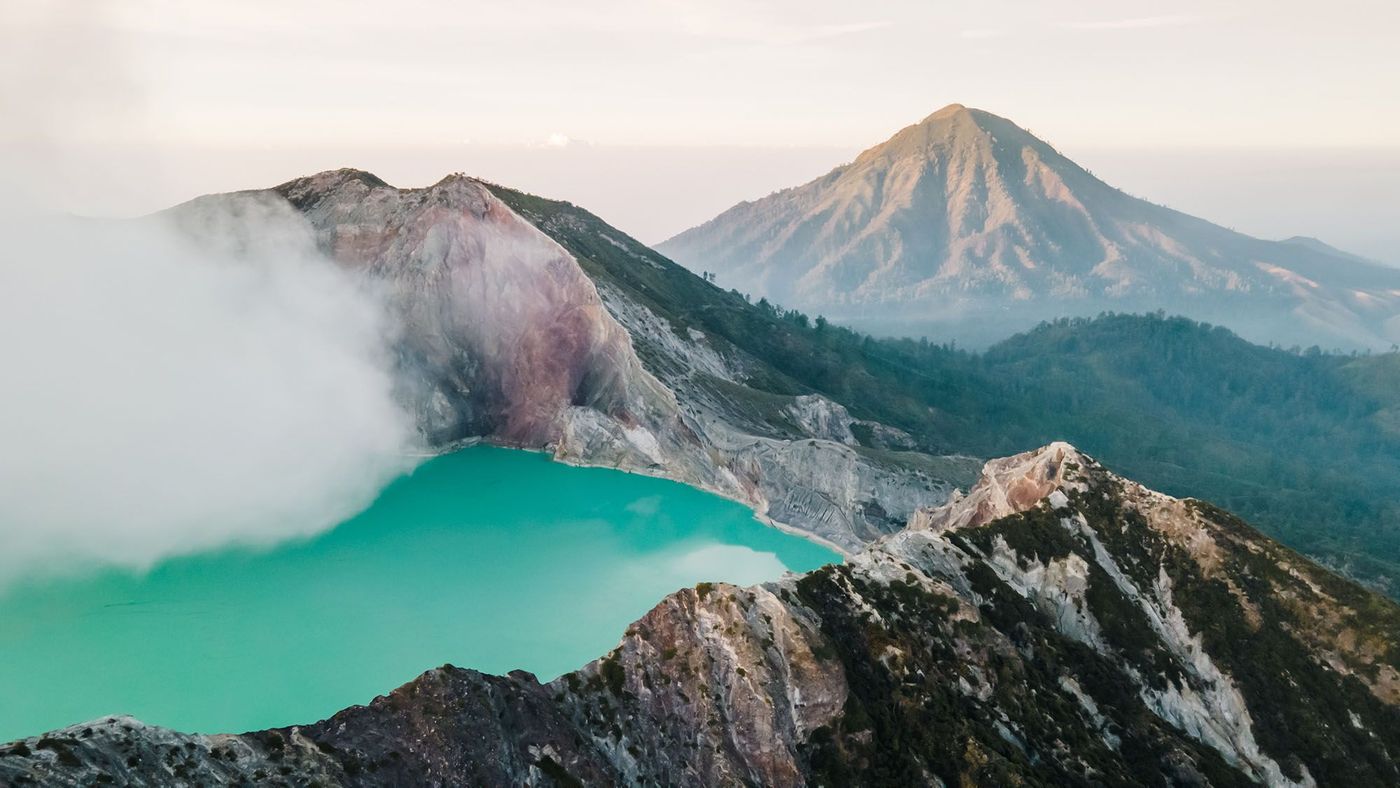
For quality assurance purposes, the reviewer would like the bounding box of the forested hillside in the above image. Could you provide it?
[979,315,1400,588]
[771,310,1400,591]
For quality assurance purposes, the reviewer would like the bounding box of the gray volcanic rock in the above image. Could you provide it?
[7,444,1399,785]
[659,104,1400,349]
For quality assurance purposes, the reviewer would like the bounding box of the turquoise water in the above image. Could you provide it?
[0,447,838,742]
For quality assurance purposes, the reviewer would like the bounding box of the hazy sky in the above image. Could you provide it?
[3,0,1398,257]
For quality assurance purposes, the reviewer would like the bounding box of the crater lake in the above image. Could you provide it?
[0,446,839,741]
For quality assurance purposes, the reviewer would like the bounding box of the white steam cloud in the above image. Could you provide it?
[0,2,420,586]
[0,197,420,584]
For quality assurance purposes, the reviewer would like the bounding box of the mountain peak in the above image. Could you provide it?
[286,168,390,191]
[272,168,391,209]
[859,103,1041,165]
[925,102,970,121]
[908,441,1085,532]
[855,103,1000,165]
[429,171,482,190]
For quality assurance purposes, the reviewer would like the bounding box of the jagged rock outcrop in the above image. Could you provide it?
[8,445,1398,786]
[781,395,857,446]
[659,104,1400,349]
[906,441,1079,532]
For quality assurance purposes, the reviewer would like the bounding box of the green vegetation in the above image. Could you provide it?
[487,184,1400,594]
[976,315,1400,593]
[597,652,627,697]
[788,562,1255,786]
[959,504,1080,566]
[1159,504,1400,784]
[33,738,80,768]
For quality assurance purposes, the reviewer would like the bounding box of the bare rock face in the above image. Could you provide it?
[711,430,962,544]
[907,440,1081,532]
[781,395,857,446]
[271,170,680,447]
[597,293,969,546]
[168,170,669,446]
[9,444,1399,786]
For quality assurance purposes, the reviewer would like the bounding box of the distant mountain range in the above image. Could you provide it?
[659,104,1400,349]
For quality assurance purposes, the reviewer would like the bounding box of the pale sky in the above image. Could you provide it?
[3,0,1398,258]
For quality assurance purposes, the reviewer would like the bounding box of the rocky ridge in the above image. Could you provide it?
[5,444,1399,786]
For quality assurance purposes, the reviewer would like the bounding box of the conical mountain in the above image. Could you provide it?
[659,104,1400,348]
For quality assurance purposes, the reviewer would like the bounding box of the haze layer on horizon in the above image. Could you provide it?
[4,0,1397,261]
